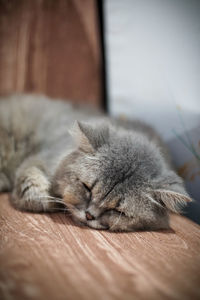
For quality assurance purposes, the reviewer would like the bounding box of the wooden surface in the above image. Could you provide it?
[0,0,102,106]
[0,194,200,300]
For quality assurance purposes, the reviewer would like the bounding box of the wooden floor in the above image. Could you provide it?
[0,193,200,300]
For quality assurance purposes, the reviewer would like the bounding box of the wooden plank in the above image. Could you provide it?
[0,0,102,107]
[0,193,200,300]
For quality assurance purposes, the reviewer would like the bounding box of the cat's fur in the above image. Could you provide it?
[0,94,192,231]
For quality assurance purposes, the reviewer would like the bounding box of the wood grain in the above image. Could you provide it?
[0,194,200,300]
[0,0,102,106]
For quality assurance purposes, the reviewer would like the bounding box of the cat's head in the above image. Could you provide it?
[52,121,192,231]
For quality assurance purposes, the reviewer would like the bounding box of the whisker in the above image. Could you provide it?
[36,195,64,201]
[39,199,66,205]
[64,203,76,211]
[39,199,62,202]
[110,211,123,230]
[35,196,66,205]
[49,207,71,212]
[49,202,74,214]
[30,196,76,216]
[47,207,73,217]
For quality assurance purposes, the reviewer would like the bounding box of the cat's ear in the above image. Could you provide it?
[70,121,109,153]
[149,189,192,213]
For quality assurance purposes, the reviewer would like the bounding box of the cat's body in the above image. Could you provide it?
[0,94,192,231]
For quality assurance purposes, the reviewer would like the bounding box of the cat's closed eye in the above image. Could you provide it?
[82,182,91,193]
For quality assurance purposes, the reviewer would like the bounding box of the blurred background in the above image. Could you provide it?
[0,0,199,223]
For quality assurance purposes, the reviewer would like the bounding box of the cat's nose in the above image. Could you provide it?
[85,211,95,221]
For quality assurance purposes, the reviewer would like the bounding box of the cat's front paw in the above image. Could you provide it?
[12,167,54,212]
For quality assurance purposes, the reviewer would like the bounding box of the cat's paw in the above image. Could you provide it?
[12,167,54,212]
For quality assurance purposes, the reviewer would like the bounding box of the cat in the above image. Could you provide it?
[0,94,192,231]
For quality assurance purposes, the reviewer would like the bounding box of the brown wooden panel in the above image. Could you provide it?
[0,193,200,300]
[0,0,102,106]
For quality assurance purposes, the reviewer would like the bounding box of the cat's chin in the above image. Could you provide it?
[86,220,109,230]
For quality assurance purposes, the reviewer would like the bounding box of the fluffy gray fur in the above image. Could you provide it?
[0,94,192,231]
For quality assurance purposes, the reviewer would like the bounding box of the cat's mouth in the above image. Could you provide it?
[69,206,108,230]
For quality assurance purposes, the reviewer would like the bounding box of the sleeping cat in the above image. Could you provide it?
[0,94,192,231]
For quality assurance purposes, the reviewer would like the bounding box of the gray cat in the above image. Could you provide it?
[0,94,192,231]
